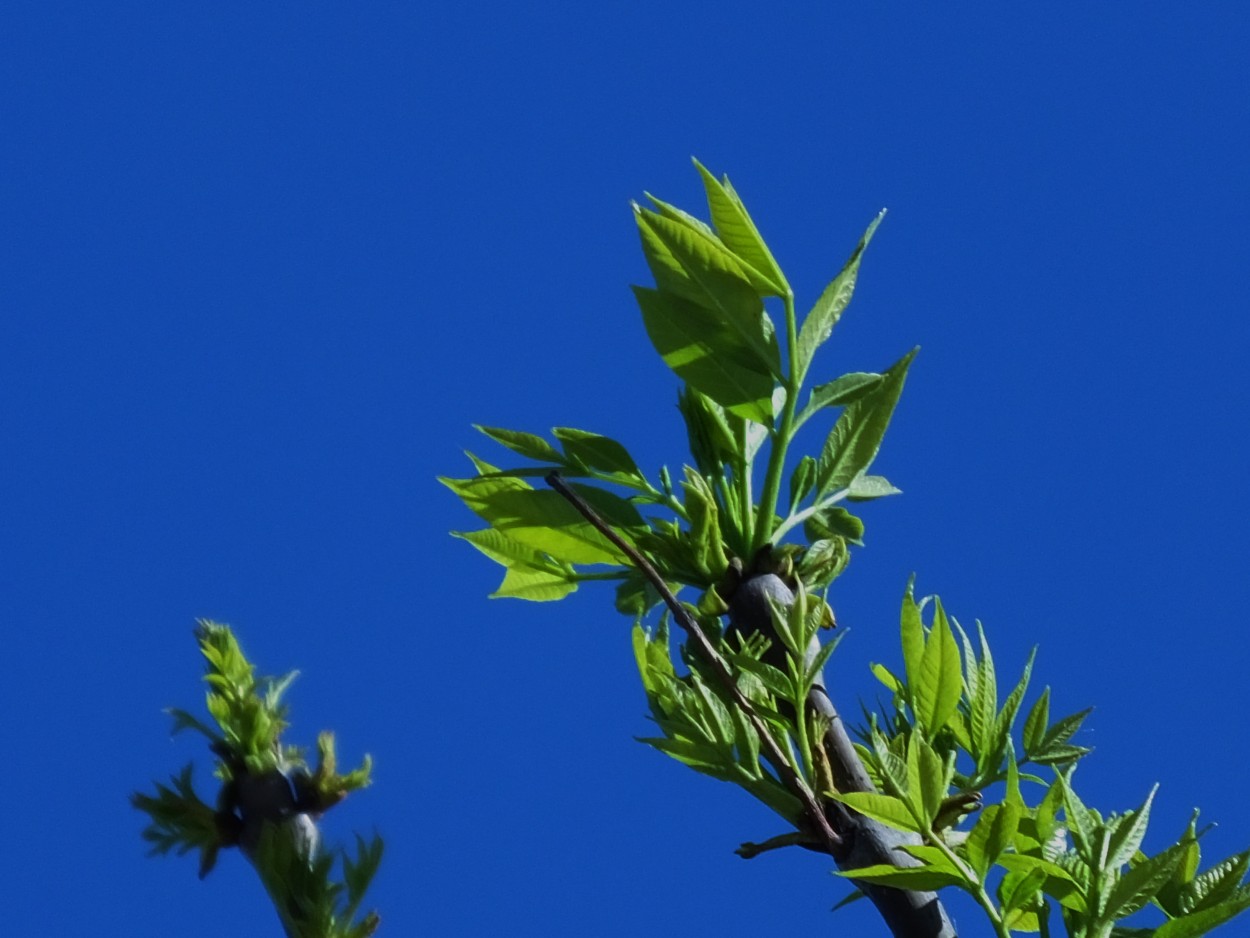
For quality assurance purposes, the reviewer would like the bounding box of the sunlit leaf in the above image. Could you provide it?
[827,791,922,833]
[815,348,916,495]
[795,210,885,380]
[833,863,965,891]
[552,427,643,477]
[694,159,788,296]
[474,425,562,463]
[914,598,962,735]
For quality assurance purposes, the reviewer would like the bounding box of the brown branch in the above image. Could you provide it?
[545,471,842,852]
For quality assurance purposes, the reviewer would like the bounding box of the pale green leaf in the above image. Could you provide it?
[900,578,925,697]
[694,159,788,296]
[474,425,562,463]
[845,473,903,501]
[914,598,962,735]
[833,863,965,891]
[827,791,922,834]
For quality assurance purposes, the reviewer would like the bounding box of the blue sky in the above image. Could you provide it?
[3,4,1249,936]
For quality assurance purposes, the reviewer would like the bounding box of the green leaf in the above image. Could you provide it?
[900,578,925,699]
[905,734,949,829]
[1106,838,1184,920]
[967,803,1021,879]
[913,598,962,735]
[788,456,817,512]
[807,372,884,412]
[871,662,903,694]
[474,425,563,463]
[693,159,788,296]
[795,210,885,380]
[804,504,864,543]
[833,863,966,891]
[845,473,902,501]
[443,475,637,565]
[551,427,642,477]
[1187,849,1250,913]
[997,854,1088,912]
[1023,686,1051,756]
[492,565,578,601]
[632,285,775,423]
[1156,895,1250,938]
[827,791,923,834]
[998,866,1047,917]
[635,204,781,374]
[1106,786,1158,872]
[815,348,916,495]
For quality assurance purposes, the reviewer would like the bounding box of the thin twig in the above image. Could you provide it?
[545,471,841,851]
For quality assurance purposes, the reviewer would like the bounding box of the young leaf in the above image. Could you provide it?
[844,473,902,501]
[474,425,563,463]
[815,348,916,496]
[967,803,1021,879]
[635,205,781,374]
[806,372,884,413]
[795,210,885,380]
[1023,686,1051,756]
[833,863,966,891]
[492,564,578,601]
[913,598,962,736]
[827,791,923,834]
[693,159,789,296]
[550,427,643,478]
[1106,786,1158,872]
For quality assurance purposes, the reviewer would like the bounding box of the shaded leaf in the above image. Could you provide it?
[633,285,775,423]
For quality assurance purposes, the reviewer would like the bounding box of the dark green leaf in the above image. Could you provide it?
[795,210,885,379]
[788,456,817,512]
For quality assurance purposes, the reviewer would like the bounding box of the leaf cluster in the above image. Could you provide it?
[835,585,1250,937]
[444,160,911,613]
[133,621,381,938]
[445,163,1250,937]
